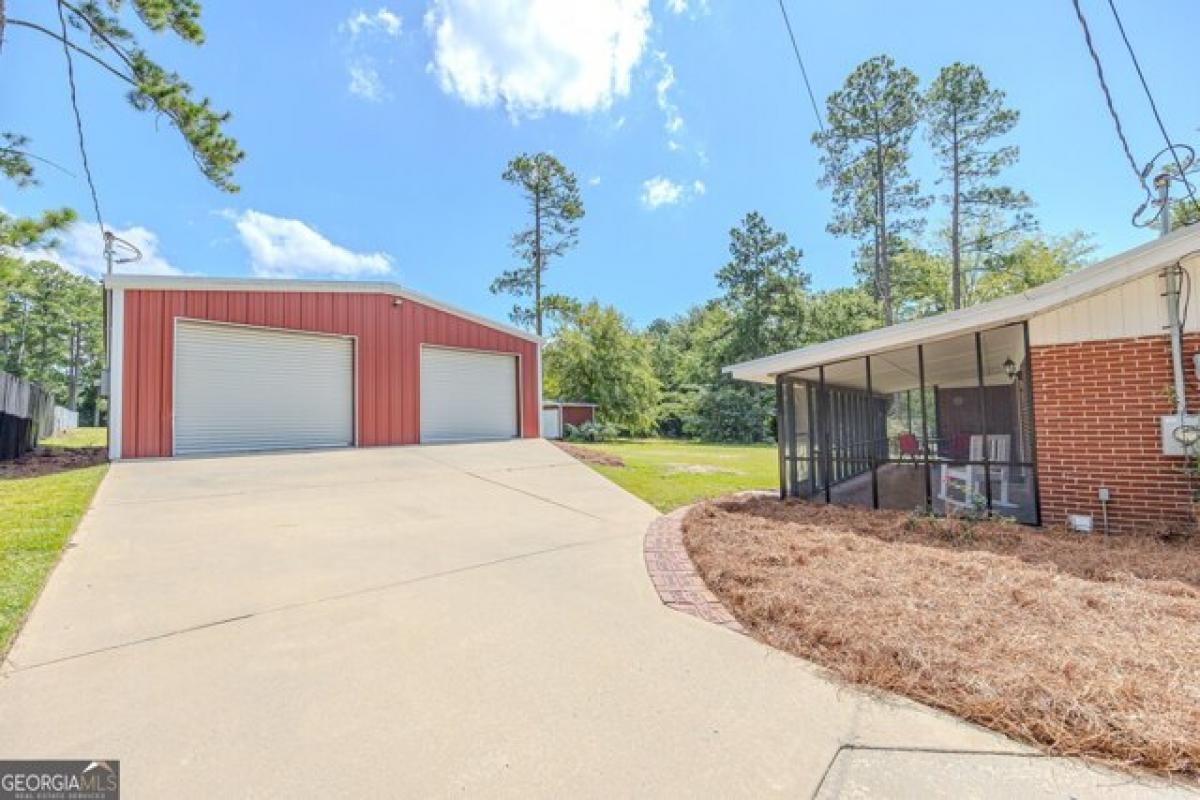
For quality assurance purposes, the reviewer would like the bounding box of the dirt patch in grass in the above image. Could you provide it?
[0,447,108,480]
[682,495,1200,781]
[554,441,625,468]
[665,463,737,475]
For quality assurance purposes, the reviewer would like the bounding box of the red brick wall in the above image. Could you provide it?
[1030,333,1200,534]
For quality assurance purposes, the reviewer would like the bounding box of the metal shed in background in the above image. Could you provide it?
[540,401,597,439]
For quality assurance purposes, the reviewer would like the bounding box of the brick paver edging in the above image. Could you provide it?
[643,505,745,633]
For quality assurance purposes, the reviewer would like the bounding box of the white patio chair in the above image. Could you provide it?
[938,434,1013,511]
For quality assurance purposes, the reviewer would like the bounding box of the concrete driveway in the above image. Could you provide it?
[0,441,1188,797]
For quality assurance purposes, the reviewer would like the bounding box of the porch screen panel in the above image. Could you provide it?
[821,358,873,509]
[980,325,1037,523]
[924,332,990,518]
[787,381,814,497]
[871,346,928,513]
[782,368,824,501]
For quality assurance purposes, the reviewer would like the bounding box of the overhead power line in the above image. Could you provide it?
[776,0,824,134]
[55,0,106,243]
[1070,0,1140,181]
[1103,0,1200,217]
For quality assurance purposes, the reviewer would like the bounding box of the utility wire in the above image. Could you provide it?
[1104,0,1200,217]
[56,0,106,243]
[776,0,824,134]
[1070,0,1140,182]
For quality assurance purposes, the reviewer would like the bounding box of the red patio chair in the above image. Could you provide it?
[948,431,972,462]
[896,432,921,464]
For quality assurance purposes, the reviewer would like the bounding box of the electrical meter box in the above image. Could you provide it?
[1161,415,1200,456]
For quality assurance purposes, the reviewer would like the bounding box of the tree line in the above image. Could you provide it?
[494,58,1104,442]
[0,211,104,421]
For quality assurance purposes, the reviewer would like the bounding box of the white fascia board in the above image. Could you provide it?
[102,274,545,345]
[726,225,1200,384]
[108,289,124,460]
[542,400,599,408]
[536,346,544,438]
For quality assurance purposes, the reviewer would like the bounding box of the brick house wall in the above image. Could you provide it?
[1030,332,1200,534]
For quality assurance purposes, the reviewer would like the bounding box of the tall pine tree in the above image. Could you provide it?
[492,153,585,336]
[716,211,809,363]
[813,55,927,325]
[925,63,1032,308]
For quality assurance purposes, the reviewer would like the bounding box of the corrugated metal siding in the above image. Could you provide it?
[121,289,540,457]
[561,405,595,427]
[174,321,354,454]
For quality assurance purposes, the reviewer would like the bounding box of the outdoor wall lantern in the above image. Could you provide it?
[1003,357,1019,382]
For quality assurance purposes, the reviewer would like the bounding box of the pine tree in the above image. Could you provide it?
[492,153,585,336]
[2,0,243,191]
[716,211,809,362]
[813,55,927,325]
[925,63,1032,308]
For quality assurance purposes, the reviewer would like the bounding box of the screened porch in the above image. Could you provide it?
[777,322,1039,524]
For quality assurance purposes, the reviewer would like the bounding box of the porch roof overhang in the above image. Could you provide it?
[724,225,1200,385]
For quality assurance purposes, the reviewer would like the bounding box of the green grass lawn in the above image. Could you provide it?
[40,426,107,448]
[571,439,777,511]
[0,466,108,656]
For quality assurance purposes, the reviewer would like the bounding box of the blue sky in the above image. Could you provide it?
[4,0,1198,327]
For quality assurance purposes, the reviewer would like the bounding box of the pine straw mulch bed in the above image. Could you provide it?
[0,446,108,479]
[553,441,625,468]
[682,495,1200,782]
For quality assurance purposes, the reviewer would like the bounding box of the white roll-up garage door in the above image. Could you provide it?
[174,321,354,455]
[420,346,518,443]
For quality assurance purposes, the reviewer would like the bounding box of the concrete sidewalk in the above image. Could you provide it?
[0,440,1189,797]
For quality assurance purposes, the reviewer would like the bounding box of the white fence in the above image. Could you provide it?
[0,372,55,458]
[52,406,79,436]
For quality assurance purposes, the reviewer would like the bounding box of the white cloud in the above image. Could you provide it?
[641,176,684,209]
[665,0,708,16]
[23,222,182,276]
[640,175,705,209]
[340,8,403,102]
[589,176,602,186]
[655,51,686,151]
[424,0,652,118]
[348,63,387,101]
[228,210,392,278]
[342,8,403,38]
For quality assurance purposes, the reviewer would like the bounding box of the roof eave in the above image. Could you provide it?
[724,225,1200,384]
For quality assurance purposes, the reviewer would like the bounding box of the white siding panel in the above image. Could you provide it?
[541,407,562,439]
[420,347,518,443]
[1029,271,1183,345]
[174,321,354,455]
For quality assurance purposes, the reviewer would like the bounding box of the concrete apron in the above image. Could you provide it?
[0,440,1190,798]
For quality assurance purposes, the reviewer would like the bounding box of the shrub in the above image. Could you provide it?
[563,420,620,443]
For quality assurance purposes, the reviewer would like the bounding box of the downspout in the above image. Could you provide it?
[1158,175,1188,427]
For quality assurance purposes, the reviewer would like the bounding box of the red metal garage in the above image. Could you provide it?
[104,275,543,459]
